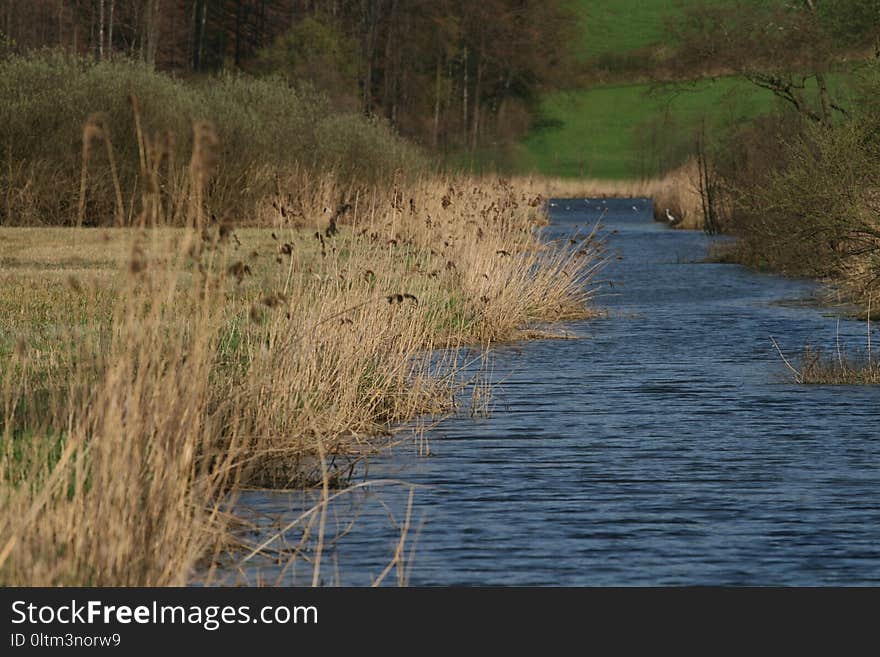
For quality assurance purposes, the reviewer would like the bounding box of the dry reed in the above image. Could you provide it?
[513,159,705,230]
[772,312,880,385]
[0,111,603,584]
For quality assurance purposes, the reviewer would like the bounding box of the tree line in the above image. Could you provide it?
[1,1,578,152]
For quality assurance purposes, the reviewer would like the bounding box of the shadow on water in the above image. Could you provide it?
[228,197,880,586]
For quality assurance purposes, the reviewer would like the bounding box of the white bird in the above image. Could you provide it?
[550,202,557,207]
[665,208,680,225]
[632,205,638,212]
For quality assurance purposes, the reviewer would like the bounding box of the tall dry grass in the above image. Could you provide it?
[0,109,603,584]
[0,234,243,585]
[772,311,880,385]
[513,159,705,230]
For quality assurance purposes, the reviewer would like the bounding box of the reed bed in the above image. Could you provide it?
[513,159,705,230]
[0,114,603,584]
[773,323,880,385]
[795,347,880,384]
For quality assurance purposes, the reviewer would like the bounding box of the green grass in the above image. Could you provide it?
[520,77,780,178]
[569,0,689,61]
[520,70,856,179]
[518,1,862,179]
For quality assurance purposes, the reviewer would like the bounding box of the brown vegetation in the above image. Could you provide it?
[0,142,603,585]
[514,160,705,230]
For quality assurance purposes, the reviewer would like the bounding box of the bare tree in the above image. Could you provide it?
[97,0,105,60]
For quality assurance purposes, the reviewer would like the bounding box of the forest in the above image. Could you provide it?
[1,0,577,151]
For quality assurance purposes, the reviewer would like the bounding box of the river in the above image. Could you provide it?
[231,198,880,586]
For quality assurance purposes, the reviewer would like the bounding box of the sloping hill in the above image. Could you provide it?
[520,1,854,179]
[521,0,745,179]
[520,77,779,179]
[570,0,685,61]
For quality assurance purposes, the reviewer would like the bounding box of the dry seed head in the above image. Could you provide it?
[82,114,105,159]
[227,261,251,284]
[218,221,235,243]
[261,292,287,309]
[66,275,83,293]
[190,121,219,177]
[129,243,147,275]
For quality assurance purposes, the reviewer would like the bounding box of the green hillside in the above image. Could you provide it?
[521,1,854,179]
[521,0,749,179]
[520,77,779,179]
[569,0,685,61]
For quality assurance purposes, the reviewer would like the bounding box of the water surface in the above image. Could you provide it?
[235,198,880,586]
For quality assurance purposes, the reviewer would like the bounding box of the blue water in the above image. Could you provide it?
[231,198,880,586]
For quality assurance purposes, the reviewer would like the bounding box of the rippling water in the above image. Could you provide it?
[233,198,880,586]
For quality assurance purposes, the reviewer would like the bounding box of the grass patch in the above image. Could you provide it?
[776,343,880,385]
[568,0,691,62]
[797,346,880,384]
[519,77,781,179]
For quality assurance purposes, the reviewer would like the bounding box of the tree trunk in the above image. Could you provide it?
[57,0,64,50]
[802,0,832,125]
[234,0,242,67]
[73,0,79,54]
[470,49,483,152]
[107,0,114,60]
[382,0,396,118]
[496,69,513,136]
[361,0,383,115]
[150,1,160,66]
[432,57,442,149]
[97,0,105,61]
[196,0,207,71]
[187,0,195,68]
[462,46,468,144]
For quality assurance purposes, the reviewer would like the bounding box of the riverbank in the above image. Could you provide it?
[705,65,880,381]
[513,161,704,230]
[0,175,602,586]
[227,199,880,585]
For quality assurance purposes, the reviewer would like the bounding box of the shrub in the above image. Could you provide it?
[713,64,880,307]
[0,52,426,226]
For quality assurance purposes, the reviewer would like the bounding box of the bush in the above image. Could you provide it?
[717,65,880,305]
[0,52,426,226]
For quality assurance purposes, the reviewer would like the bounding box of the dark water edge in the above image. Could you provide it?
[224,198,880,586]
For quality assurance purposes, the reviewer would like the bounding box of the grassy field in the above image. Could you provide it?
[0,54,606,585]
[520,77,780,179]
[523,0,720,179]
[522,1,860,180]
[569,0,689,61]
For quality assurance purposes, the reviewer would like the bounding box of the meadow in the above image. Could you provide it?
[0,49,617,586]
[569,0,688,62]
[523,1,860,181]
[520,77,780,179]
